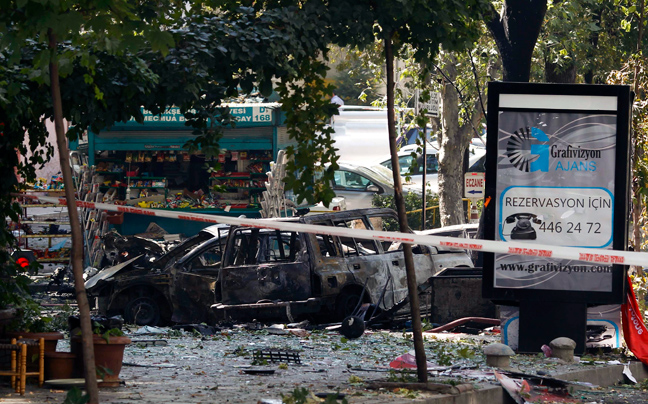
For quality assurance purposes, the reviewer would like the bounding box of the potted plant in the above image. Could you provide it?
[0,259,34,335]
[5,303,65,353]
[71,322,131,387]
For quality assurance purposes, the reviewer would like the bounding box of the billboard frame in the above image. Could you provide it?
[482,82,631,305]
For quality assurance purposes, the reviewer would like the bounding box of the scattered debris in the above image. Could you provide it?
[622,362,637,384]
[173,324,218,335]
[389,351,435,370]
[499,370,598,389]
[286,320,309,329]
[242,368,276,375]
[134,325,166,334]
[122,362,178,368]
[314,392,346,399]
[130,339,168,347]
[366,381,473,395]
[340,315,366,339]
[496,370,582,404]
[541,344,552,357]
[265,324,289,335]
[253,349,301,365]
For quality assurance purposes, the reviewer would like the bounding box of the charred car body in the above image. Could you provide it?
[86,208,472,325]
[86,224,229,325]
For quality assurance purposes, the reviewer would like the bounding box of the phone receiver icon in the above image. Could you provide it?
[505,213,542,240]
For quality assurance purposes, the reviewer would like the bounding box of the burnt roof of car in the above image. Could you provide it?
[300,207,398,223]
[227,208,399,230]
[202,208,397,237]
[200,223,231,237]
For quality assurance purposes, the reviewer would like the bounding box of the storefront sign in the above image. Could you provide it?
[120,105,276,128]
[483,83,631,304]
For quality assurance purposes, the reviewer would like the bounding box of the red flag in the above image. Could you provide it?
[622,275,648,364]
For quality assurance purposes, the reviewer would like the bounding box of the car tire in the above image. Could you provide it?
[335,290,363,321]
[124,296,161,326]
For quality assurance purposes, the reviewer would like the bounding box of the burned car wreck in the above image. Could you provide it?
[86,224,229,325]
[86,208,473,326]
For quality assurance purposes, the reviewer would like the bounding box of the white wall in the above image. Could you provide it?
[22,119,62,182]
[331,108,390,165]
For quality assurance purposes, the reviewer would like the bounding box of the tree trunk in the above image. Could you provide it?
[633,0,645,276]
[439,54,465,226]
[487,0,548,82]
[48,29,99,403]
[385,35,427,383]
[438,52,486,226]
[544,60,577,83]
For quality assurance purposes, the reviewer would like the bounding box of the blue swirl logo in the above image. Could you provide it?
[506,127,549,172]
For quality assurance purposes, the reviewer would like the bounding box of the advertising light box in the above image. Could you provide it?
[483,83,631,304]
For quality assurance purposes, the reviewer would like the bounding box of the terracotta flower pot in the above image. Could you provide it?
[71,334,131,387]
[44,352,76,380]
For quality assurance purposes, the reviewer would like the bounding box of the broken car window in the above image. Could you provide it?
[258,231,300,263]
[332,219,379,257]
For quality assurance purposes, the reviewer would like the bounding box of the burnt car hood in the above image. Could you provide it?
[85,255,143,290]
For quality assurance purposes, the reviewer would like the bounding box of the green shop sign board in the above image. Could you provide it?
[110,105,276,130]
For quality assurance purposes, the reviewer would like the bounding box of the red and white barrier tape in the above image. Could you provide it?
[24,194,648,267]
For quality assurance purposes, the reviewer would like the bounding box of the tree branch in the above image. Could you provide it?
[432,61,482,139]
[468,48,486,117]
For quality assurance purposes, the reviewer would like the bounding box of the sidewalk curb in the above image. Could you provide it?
[416,361,648,404]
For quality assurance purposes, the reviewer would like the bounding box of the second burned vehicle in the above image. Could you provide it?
[85,208,473,326]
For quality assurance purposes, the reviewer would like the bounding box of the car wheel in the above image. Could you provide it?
[335,290,363,321]
[124,296,161,326]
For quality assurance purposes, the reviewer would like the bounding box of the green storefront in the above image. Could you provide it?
[71,104,293,235]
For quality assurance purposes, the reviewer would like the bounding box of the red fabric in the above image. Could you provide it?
[389,353,418,369]
[389,352,435,369]
[622,275,648,365]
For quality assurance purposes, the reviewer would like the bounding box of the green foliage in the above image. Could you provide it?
[0,53,50,311]
[91,321,124,343]
[6,300,71,333]
[608,56,648,294]
[394,388,418,399]
[329,46,381,105]
[373,191,441,231]
[62,387,89,404]
[232,346,249,357]
[387,369,418,383]
[7,302,42,333]
[348,375,363,384]
[425,338,480,367]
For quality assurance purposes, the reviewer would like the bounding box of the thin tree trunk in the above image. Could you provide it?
[633,0,645,276]
[48,29,99,403]
[439,54,465,226]
[384,36,428,383]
